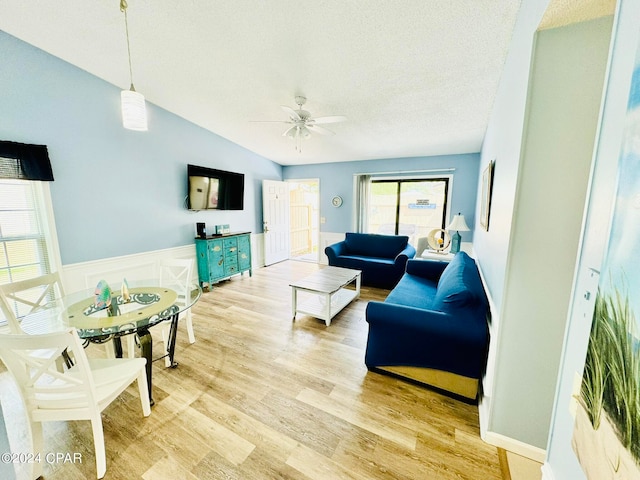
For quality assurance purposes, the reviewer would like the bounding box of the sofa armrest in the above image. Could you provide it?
[325,241,347,263]
[366,301,469,339]
[394,244,416,265]
[405,258,448,280]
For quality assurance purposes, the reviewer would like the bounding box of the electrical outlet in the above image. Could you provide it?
[320,217,326,224]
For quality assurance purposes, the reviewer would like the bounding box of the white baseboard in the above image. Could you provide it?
[541,462,555,480]
[482,430,547,463]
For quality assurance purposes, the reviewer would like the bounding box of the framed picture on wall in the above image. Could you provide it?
[480,160,495,231]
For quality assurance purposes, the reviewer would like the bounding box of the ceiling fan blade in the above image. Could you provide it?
[309,115,347,124]
[249,120,292,123]
[281,106,301,121]
[308,124,335,135]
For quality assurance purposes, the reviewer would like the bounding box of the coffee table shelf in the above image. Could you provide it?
[290,267,361,326]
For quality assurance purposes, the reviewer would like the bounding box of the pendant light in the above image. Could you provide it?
[120,0,147,131]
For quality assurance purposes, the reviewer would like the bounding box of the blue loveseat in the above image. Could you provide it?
[364,252,489,400]
[325,233,416,289]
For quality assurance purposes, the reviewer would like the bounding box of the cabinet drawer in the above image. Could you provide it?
[224,264,238,276]
[225,245,238,256]
[223,237,238,249]
[225,254,238,267]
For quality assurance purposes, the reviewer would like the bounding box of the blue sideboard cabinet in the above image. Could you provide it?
[195,232,252,289]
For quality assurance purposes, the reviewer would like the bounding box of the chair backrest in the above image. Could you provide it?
[0,272,66,334]
[158,258,193,306]
[0,329,97,419]
[416,237,429,256]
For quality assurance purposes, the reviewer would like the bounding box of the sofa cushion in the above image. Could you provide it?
[344,233,408,259]
[432,253,478,311]
[385,273,438,310]
[338,254,395,265]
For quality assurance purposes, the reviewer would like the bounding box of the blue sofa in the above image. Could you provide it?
[364,252,489,400]
[325,233,416,289]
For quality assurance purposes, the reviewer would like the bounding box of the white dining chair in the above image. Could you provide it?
[123,258,195,366]
[0,328,150,479]
[0,272,66,334]
[157,258,195,367]
[0,273,74,370]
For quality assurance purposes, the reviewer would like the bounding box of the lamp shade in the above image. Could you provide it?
[447,213,470,232]
[121,88,148,131]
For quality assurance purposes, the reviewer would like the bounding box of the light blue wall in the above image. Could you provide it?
[283,153,480,242]
[0,31,282,265]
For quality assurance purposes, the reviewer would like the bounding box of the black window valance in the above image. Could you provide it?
[0,140,54,181]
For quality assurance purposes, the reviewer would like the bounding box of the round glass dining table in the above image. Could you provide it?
[19,280,202,405]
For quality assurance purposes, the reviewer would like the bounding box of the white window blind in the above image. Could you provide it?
[0,179,56,321]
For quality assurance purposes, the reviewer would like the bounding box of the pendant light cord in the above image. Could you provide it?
[120,0,135,91]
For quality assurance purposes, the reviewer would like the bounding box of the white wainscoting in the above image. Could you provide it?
[319,232,346,265]
[61,245,197,293]
[252,233,265,268]
[61,233,264,292]
[60,231,361,294]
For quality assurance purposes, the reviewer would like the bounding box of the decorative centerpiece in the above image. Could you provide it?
[94,280,112,309]
[427,228,451,253]
[121,278,131,303]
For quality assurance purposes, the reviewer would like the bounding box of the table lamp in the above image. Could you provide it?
[447,213,470,254]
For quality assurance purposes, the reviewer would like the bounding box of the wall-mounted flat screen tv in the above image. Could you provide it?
[187,164,244,210]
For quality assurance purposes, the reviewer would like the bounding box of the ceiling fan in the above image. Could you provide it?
[253,96,347,151]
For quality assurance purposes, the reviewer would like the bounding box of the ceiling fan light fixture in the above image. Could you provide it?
[253,96,347,151]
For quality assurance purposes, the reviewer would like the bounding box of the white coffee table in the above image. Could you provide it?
[290,266,361,326]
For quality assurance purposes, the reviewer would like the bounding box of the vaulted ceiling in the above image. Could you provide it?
[0,1,523,165]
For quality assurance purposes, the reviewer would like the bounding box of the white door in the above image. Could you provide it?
[262,180,290,266]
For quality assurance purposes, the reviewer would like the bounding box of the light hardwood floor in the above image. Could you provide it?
[0,260,503,479]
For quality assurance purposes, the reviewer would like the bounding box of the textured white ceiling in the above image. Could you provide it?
[0,1,522,165]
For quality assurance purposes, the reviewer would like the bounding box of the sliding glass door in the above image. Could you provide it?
[368,178,449,245]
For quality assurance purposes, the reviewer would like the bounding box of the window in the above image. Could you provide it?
[0,179,58,321]
[367,177,449,246]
